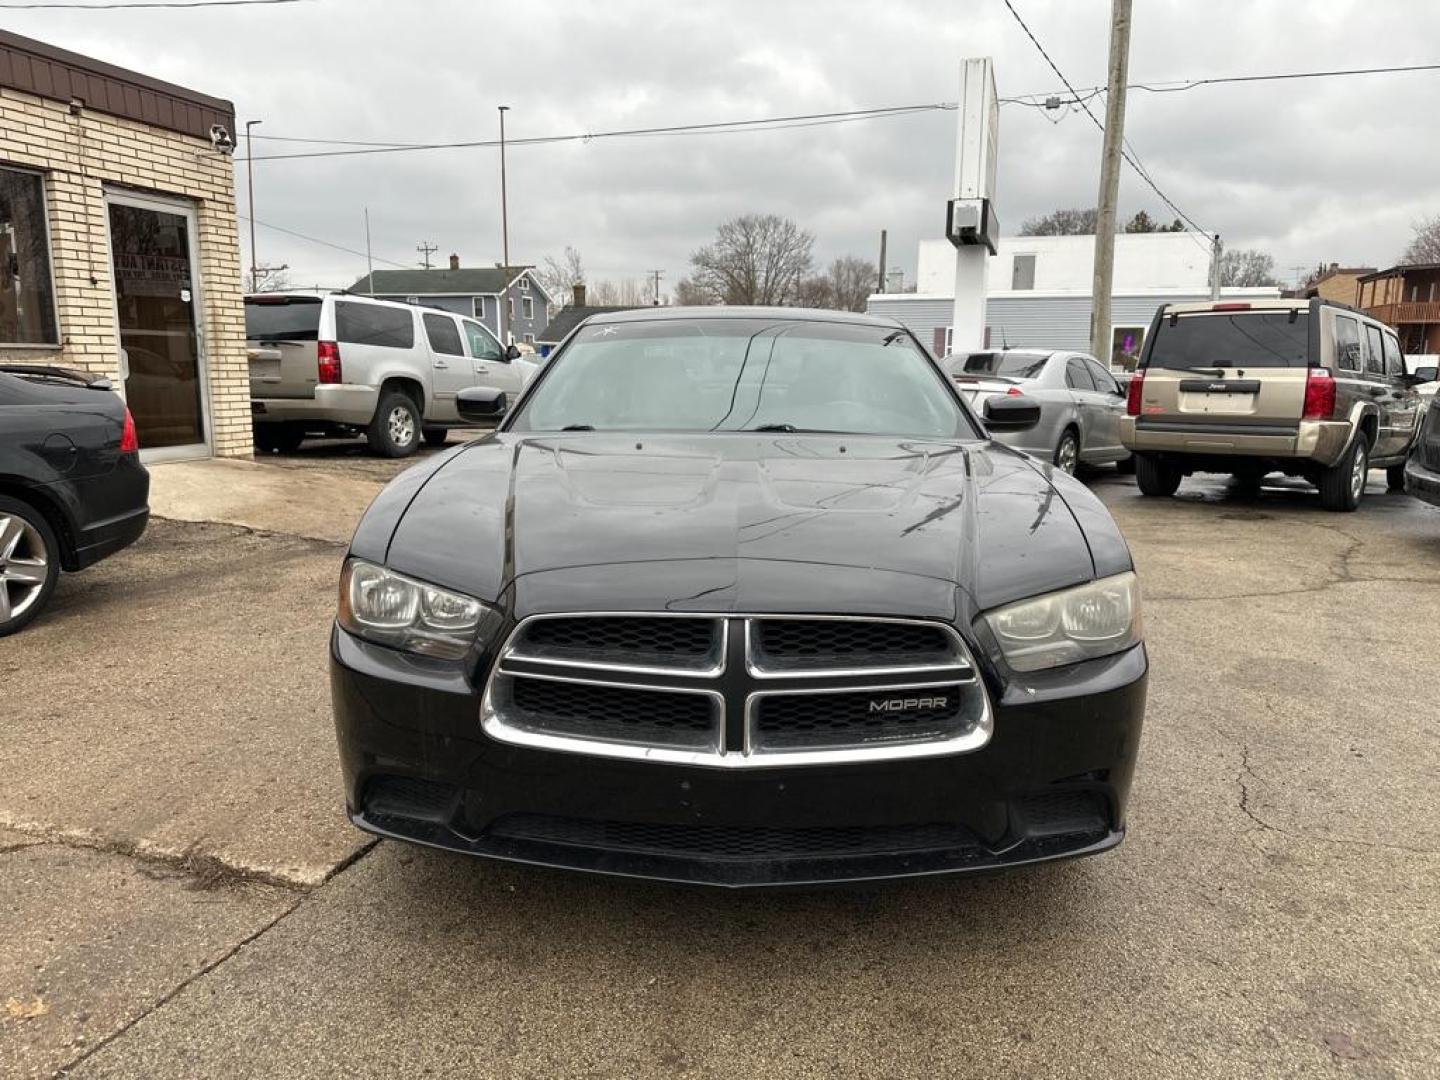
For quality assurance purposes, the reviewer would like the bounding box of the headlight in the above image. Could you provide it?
[983,571,1141,672]
[338,559,490,659]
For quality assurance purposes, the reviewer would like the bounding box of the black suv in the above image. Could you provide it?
[1404,391,1440,508]
[330,309,1148,887]
[0,366,149,635]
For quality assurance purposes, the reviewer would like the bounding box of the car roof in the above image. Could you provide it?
[584,305,906,330]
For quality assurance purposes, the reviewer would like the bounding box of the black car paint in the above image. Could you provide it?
[0,370,149,571]
[332,309,1148,886]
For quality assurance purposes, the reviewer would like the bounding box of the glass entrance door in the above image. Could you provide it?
[107,196,208,454]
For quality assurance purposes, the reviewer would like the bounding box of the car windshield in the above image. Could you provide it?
[244,297,322,342]
[509,318,975,438]
[953,352,1050,380]
[1146,310,1311,370]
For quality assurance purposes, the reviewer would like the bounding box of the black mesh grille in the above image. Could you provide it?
[488,813,976,862]
[754,619,957,671]
[753,685,978,750]
[1014,790,1109,836]
[507,677,716,747]
[517,616,719,667]
[363,775,457,823]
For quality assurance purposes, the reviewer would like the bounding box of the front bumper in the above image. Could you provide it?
[1120,416,1350,466]
[1404,453,1440,507]
[252,384,379,427]
[330,627,1147,888]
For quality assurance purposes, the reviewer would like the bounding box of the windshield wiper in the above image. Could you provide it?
[745,423,846,434]
[560,423,596,431]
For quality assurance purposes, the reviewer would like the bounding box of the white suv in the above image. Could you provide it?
[245,292,530,457]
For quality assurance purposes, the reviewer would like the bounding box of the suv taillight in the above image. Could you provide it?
[1303,366,1335,420]
[120,407,139,453]
[1125,371,1144,416]
[317,340,342,384]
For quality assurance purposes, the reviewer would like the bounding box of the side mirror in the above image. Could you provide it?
[984,394,1042,433]
[457,386,507,422]
[504,343,522,361]
[1407,365,1438,385]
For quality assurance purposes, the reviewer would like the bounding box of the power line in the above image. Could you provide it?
[0,0,304,7]
[999,0,1211,245]
[237,213,409,269]
[1003,62,1440,106]
[235,103,954,161]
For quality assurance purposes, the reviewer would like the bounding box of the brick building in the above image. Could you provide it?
[0,29,249,458]
[1303,263,1375,307]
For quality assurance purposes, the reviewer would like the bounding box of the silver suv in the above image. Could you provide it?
[1120,298,1434,511]
[245,292,527,457]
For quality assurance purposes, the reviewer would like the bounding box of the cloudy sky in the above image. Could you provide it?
[8,0,1437,294]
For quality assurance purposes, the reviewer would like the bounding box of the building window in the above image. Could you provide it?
[1011,254,1036,291]
[0,166,58,346]
[473,296,486,319]
[507,297,514,320]
[524,333,535,344]
[519,277,530,292]
[522,296,534,321]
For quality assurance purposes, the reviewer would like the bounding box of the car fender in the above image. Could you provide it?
[372,366,432,414]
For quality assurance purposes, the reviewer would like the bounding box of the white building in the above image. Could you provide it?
[869,232,1280,368]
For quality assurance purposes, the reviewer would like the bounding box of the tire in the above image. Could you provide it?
[1135,453,1182,497]
[1115,453,1136,475]
[1386,463,1407,492]
[1318,434,1369,512]
[422,427,450,448]
[0,495,61,637]
[366,389,422,458]
[253,424,304,454]
[1053,429,1080,475]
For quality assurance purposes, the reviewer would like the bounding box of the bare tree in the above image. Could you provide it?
[588,278,652,306]
[250,266,293,292]
[536,246,586,307]
[1019,207,1097,236]
[795,275,835,309]
[1401,215,1440,263]
[826,256,878,311]
[1218,249,1280,288]
[687,214,815,305]
[673,277,712,306]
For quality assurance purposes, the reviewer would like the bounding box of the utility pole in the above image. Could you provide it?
[1089,0,1132,367]
[245,119,261,293]
[364,206,374,294]
[1210,233,1223,300]
[416,241,438,270]
[877,230,887,294]
[498,105,511,343]
[649,269,664,306]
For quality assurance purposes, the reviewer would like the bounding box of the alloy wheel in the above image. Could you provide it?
[1056,435,1079,474]
[387,405,416,448]
[1350,442,1368,502]
[0,514,49,625]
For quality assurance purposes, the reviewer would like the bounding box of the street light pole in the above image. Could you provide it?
[245,119,262,293]
[498,105,511,343]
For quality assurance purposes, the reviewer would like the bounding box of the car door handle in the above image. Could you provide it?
[475,365,489,374]
[433,359,449,369]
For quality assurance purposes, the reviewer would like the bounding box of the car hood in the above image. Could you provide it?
[376,433,1107,616]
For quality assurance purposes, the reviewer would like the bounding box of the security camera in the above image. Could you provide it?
[209,124,235,156]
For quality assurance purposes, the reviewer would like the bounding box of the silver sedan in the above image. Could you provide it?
[946,349,1133,474]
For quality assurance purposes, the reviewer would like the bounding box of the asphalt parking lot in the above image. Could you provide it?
[3,456,1438,1079]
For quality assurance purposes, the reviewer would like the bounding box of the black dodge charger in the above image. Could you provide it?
[331,309,1147,887]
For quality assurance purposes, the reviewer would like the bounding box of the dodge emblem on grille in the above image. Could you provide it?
[869,696,947,713]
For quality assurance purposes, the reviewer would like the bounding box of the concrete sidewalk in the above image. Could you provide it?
[146,456,383,545]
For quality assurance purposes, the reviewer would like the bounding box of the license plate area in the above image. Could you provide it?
[1177,377,1260,416]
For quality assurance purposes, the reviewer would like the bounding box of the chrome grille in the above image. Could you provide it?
[481,614,992,768]
[750,683,982,752]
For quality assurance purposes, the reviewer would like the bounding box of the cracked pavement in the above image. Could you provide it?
[2,459,1438,1078]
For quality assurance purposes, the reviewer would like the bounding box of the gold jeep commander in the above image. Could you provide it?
[1119,298,1436,512]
